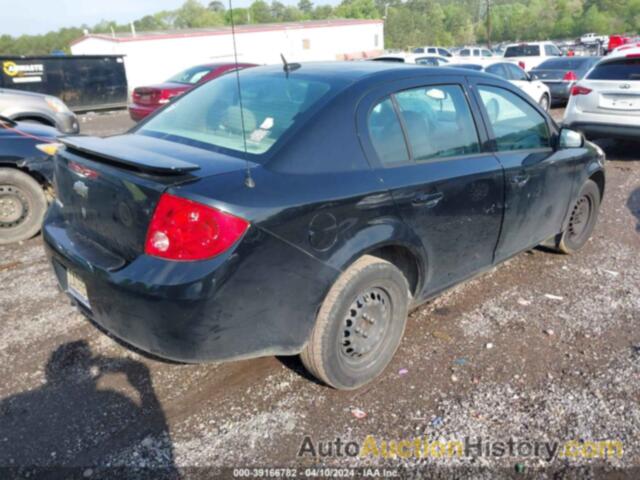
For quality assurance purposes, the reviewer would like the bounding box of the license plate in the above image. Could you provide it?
[67,269,90,307]
[600,95,640,110]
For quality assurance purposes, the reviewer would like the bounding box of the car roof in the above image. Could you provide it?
[505,41,554,47]
[246,61,487,83]
[607,45,640,59]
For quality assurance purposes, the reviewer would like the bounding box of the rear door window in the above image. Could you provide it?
[486,63,509,79]
[367,98,410,166]
[477,85,550,151]
[505,45,541,57]
[394,85,480,161]
[587,58,640,80]
[504,63,528,81]
[544,45,562,56]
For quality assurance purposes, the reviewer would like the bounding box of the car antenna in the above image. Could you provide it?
[280,53,300,77]
[228,0,255,188]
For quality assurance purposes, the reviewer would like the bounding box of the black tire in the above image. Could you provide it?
[0,168,47,245]
[301,255,410,390]
[556,179,600,254]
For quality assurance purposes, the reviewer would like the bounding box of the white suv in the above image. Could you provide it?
[564,48,640,140]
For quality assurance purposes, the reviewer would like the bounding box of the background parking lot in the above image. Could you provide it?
[0,108,639,475]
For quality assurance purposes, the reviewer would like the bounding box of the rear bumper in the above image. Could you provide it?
[42,205,338,363]
[545,82,571,103]
[565,121,640,141]
[128,104,157,122]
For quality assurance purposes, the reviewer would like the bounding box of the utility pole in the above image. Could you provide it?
[486,0,492,49]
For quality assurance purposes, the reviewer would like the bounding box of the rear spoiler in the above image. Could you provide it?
[61,136,200,175]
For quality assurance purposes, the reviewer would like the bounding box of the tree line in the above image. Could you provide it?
[1,0,639,56]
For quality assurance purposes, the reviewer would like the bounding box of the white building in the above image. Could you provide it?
[70,19,384,90]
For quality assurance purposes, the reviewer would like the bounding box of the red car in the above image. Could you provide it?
[128,63,257,121]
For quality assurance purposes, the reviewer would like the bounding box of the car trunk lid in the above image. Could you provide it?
[55,134,250,262]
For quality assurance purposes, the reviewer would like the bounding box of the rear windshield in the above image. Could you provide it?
[138,70,336,156]
[536,58,596,70]
[505,45,541,57]
[587,58,640,80]
[167,65,215,84]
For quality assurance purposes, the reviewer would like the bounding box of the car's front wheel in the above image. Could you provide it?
[301,255,410,390]
[0,168,47,245]
[556,179,601,254]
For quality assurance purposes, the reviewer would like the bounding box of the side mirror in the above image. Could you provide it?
[529,72,539,81]
[558,128,585,149]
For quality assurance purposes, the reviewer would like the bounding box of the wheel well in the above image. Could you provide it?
[367,245,421,297]
[13,116,54,127]
[589,170,605,200]
[0,163,48,187]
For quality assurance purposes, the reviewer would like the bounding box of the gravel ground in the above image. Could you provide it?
[0,109,638,478]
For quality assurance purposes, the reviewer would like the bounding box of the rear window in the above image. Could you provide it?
[536,58,596,70]
[167,65,215,84]
[505,45,541,57]
[138,70,336,156]
[587,58,640,80]
[455,64,484,71]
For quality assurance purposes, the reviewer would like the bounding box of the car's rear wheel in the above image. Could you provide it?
[301,255,410,390]
[539,94,550,112]
[0,168,47,245]
[556,179,600,254]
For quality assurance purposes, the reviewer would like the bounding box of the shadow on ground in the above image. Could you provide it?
[0,341,178,478]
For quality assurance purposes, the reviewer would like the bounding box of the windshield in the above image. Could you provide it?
[167,65,215,84]
[504,45,541,57]
[138,69,336,156]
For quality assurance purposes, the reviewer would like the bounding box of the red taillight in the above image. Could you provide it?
[68,161,99,179]
[563,71,578,82]
[571,85,592,96]
[626,53,640,58]
[145,193,249,261]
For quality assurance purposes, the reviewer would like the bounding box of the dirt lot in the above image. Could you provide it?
[0,109,638,478]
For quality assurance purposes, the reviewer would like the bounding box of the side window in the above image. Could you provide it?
[545,45,561,56]
[428,48,437,54]
[486,63,508,79]
[482,49,493,57]
[367,98,410,166]
[438,48,449,57]
[394,85,481,161]
[505,63,528,81]
[477,85,550,151]
[460,49,470,57]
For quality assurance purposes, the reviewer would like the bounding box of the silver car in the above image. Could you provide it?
[564,48,640,140]
[0,88,79,134]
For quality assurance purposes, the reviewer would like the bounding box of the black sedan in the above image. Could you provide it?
[530,56,601,105]
[43,62,605,389]
[1,116,59,244]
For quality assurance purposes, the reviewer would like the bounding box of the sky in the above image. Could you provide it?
[0,0,302,37]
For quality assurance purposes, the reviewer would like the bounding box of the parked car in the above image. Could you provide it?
[530,56,601,106]
[372,53,450,66]
[128,62,257,121]
[503,42,563,71]
[450,62,552,110]
[0,88,79,134]
[564,47,640,140]
[456,46,494,60]
[412,46,453,57]
[580,33,608,46]
[0,116,60,244]
[43,62,605,390]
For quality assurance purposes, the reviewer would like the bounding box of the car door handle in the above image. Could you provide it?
[511,174,530,187]
[412,192,444,208]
